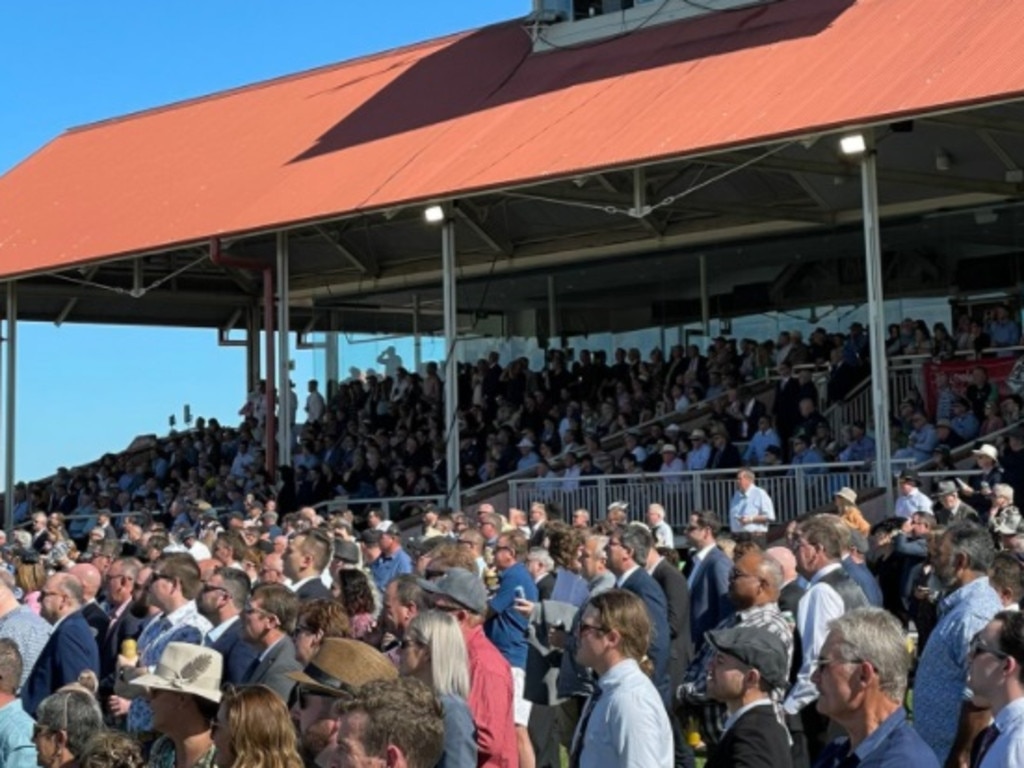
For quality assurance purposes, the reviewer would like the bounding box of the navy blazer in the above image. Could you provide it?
[22,610,100,716]
[689,546,735,651]
[209,619,259,688]
[295,578,333,602]
[620,567,672,706]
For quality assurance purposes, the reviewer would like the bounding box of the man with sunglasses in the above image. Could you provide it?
[240,582,302,703]
[966,611,1024,768]
[21,573,99,716]
[119,553,212,738]
[197,567,257,687]
[813,607,937,768]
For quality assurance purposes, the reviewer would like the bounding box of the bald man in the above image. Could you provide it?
[21,573,100,715]
[69,563,110,646]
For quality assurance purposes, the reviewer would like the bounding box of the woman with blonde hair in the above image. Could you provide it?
[212,685,302,768]
[399,610,476,768]
[833,487,870,536]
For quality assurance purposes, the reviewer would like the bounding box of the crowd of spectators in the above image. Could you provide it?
[1,469,1024,768]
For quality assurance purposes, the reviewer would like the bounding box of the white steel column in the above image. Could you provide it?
[442,219,461,510]
[277,233,293,467]
[860,140,893,499]
[4,282,16,532]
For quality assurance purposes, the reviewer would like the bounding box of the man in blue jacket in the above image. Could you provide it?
[21,573,99,715]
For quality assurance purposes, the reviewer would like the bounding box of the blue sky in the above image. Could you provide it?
[0,1,524,484]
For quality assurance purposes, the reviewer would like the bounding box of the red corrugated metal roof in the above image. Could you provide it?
[2,0,1024,279]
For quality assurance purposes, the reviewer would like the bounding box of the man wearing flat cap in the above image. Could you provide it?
[705,624,793,768]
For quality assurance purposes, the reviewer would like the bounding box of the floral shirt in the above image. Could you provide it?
[127,601,211,734]
[147,737,216,768]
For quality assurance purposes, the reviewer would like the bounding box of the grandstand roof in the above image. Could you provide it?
[2,0,1024,329]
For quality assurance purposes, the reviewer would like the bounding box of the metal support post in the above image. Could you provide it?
[442,218,462,510]
[277,232,292,467]
[547,274,558,345]
[700,254,710,335]
[860,142,894,501]
[413,293,422,374]
[4,282,16,533]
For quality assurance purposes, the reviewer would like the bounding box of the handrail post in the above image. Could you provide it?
[796,466,809,517]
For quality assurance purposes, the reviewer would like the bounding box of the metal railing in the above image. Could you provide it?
[508,463,881,528]
[314,494,445,522]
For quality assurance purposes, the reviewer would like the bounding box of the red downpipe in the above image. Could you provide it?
[210,238,276,474]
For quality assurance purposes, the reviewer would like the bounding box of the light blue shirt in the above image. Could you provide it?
[839,434,876,463]
[913,576,1002,764]
[980,697,1024,768]
[687,444,711,471]
[951,412,979,441]
[906,424,939,462]
[0,698,36,768]
[0,606,52,689]
[575,658,673,768]
[743,429,781,465]
[728,484,775,533]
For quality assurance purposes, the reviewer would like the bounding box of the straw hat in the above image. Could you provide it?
[131,642,224,703]
[287,638,397,696]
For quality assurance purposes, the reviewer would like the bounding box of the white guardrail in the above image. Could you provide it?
[508,463,909,528]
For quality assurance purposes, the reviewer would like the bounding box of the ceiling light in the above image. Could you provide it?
[935,149,951,172]
[839,134,867,156]
[424,205,445,224]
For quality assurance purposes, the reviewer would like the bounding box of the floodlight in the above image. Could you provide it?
[424,205,445,224]
[839,134,867,156]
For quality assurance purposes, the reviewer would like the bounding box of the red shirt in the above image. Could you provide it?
[464,624,518,768]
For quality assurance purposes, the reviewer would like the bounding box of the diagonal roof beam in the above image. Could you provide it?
[454,201,514,257]
[314,225,380,277]
[53,266,100,326]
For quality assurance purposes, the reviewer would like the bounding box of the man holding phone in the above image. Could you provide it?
[486,529,539,768]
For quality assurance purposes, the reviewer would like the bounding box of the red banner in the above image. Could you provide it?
[921,356,1021,417]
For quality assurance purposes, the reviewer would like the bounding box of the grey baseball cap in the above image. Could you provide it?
[418,567,487,615]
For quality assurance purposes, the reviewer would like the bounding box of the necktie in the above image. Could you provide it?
[972,723,1000,768]
[569,685,603,768]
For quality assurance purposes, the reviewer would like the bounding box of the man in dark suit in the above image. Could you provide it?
[526,548,556,601]
[22,573,100,715]
[773,361,803,446]
[705,624,794,768]
[685,511,735,654]
[283,530,333,601]
[98,557,146,698]
[240,583,302,703]
[198,566,258,687]
[606,526,671,703]
[646,545,692,695]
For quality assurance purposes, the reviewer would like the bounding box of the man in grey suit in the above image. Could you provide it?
[240,583,301,703]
